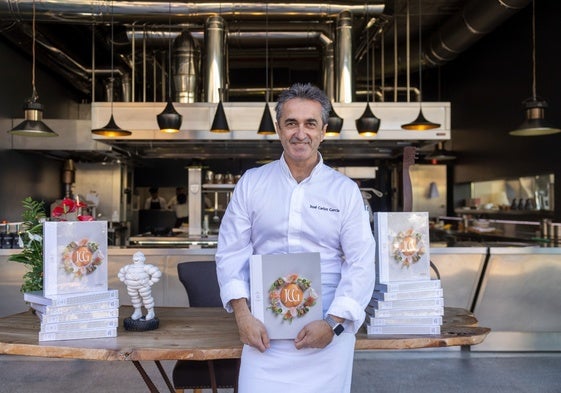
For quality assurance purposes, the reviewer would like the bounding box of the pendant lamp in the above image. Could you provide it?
[210,99,230,133]
[257,4,276,135]
[510,1,560,136]
[424,142,456,164]
[402,0,440,131]
[157,2,182,133]
[9,0,57,137]
[326,106,344,136]
[92,1,131,137]
[356,6,380,136]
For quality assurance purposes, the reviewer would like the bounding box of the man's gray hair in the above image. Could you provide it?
[275,83,331,125]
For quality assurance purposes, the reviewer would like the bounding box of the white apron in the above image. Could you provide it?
[238,282,356,393]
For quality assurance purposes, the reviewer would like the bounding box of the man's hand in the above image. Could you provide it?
[230,298,270,352]
[294,319,334,350]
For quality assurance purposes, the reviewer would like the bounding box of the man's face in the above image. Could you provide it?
[276,98,326,165]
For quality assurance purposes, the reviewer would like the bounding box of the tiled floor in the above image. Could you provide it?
[1,350,560,392]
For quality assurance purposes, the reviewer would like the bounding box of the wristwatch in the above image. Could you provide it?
[324,315,345,336]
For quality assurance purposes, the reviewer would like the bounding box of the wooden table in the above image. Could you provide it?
[0,306,489,392]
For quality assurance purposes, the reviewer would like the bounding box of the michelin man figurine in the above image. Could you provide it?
[118,251,162,331]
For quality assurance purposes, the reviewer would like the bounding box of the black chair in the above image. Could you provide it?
[173,261,240,393]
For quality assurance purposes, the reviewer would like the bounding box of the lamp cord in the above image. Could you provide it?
[110,0,114,114]
[31,0,37,101]
[265,3,269,103]
[167,1,172,101]
[366,1,370,103]
[418,0,423,104]
[531,0,536,99]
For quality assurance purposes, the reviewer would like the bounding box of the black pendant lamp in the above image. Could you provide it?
[257,102,276,135]
[157,2,182,134]
[402,0,440,131]
[92,1,131,137]
[257,4,276,136]
[326,106,343,136]
[510,1,560,136]
[356,103,380,136]
[356,8,380,137]
[9,0,57,137]
[210,100,230,133]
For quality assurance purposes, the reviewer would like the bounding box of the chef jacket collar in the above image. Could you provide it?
[279,152,324,184]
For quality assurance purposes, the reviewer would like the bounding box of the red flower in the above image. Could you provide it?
[77,215,94,221]
[52,198,93,221]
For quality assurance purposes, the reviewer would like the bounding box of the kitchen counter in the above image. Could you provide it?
[128,234,218,248]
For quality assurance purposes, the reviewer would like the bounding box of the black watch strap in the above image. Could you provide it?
[324,315,345,336]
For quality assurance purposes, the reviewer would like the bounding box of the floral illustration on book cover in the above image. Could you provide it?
[268,273,319,323]
[43,221,108,296]
[377,212,430,282]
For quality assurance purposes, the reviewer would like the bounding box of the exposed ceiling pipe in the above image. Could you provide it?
[425,0,531,66]
[204,16,225,103]
[335,11,353,103]
[0,1,384,23]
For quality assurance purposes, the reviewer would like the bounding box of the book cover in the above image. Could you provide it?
[40,317,119,333]
[43,221,108,297]
[366,306,444,319]
[29,299,119,315]
[367,315,442,326]
[39,327,117,342]
[36,308,120,324]
[371,288,444,302]
[366,324,441,335]
[374,279,441,293]
[374,212,430,283]
[250,252,322,339]
[368,297,444,310]
[24,289,118,307]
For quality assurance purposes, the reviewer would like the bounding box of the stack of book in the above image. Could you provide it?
[25,289,119,342]
[366,212,444,335]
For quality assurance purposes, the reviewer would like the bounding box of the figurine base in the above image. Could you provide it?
[123,316,160,331]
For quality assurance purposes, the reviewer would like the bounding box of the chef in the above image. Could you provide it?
[215,83,376,393]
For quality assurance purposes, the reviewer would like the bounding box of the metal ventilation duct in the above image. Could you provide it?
[173,31,199,103]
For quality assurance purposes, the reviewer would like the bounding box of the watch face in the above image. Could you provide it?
[334,324,344,336]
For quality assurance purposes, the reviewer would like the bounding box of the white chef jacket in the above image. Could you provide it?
[215,153,376,392]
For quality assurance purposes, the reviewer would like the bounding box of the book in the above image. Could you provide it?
[367,315,442,326]
[43,221,108,297]
[366,306,444,319]
[371,288,444,301]
[373,212,430,283]
[29,298,119,315]
[24,289,118,307]
[40,317,119,333]
[366,324,441,335]
[39,328,117,342]
[250,252,322,339]
[368,297,444,310]
[374,279,441,293]
[36,308,120,324]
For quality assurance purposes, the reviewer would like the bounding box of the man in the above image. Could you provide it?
[167,187,189,227]
[215,83,376,393]
[144,187,167,210]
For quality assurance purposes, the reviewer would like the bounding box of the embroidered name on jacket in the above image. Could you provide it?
[309,204,340,213]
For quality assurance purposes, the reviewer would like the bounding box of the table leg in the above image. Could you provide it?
[132,360,175,393]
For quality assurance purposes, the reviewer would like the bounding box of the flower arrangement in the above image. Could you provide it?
[51,197,94,221]
[9,197,95,293]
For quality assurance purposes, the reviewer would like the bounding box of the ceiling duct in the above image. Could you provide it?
[173,31,200,103]
[204,15,226,104]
